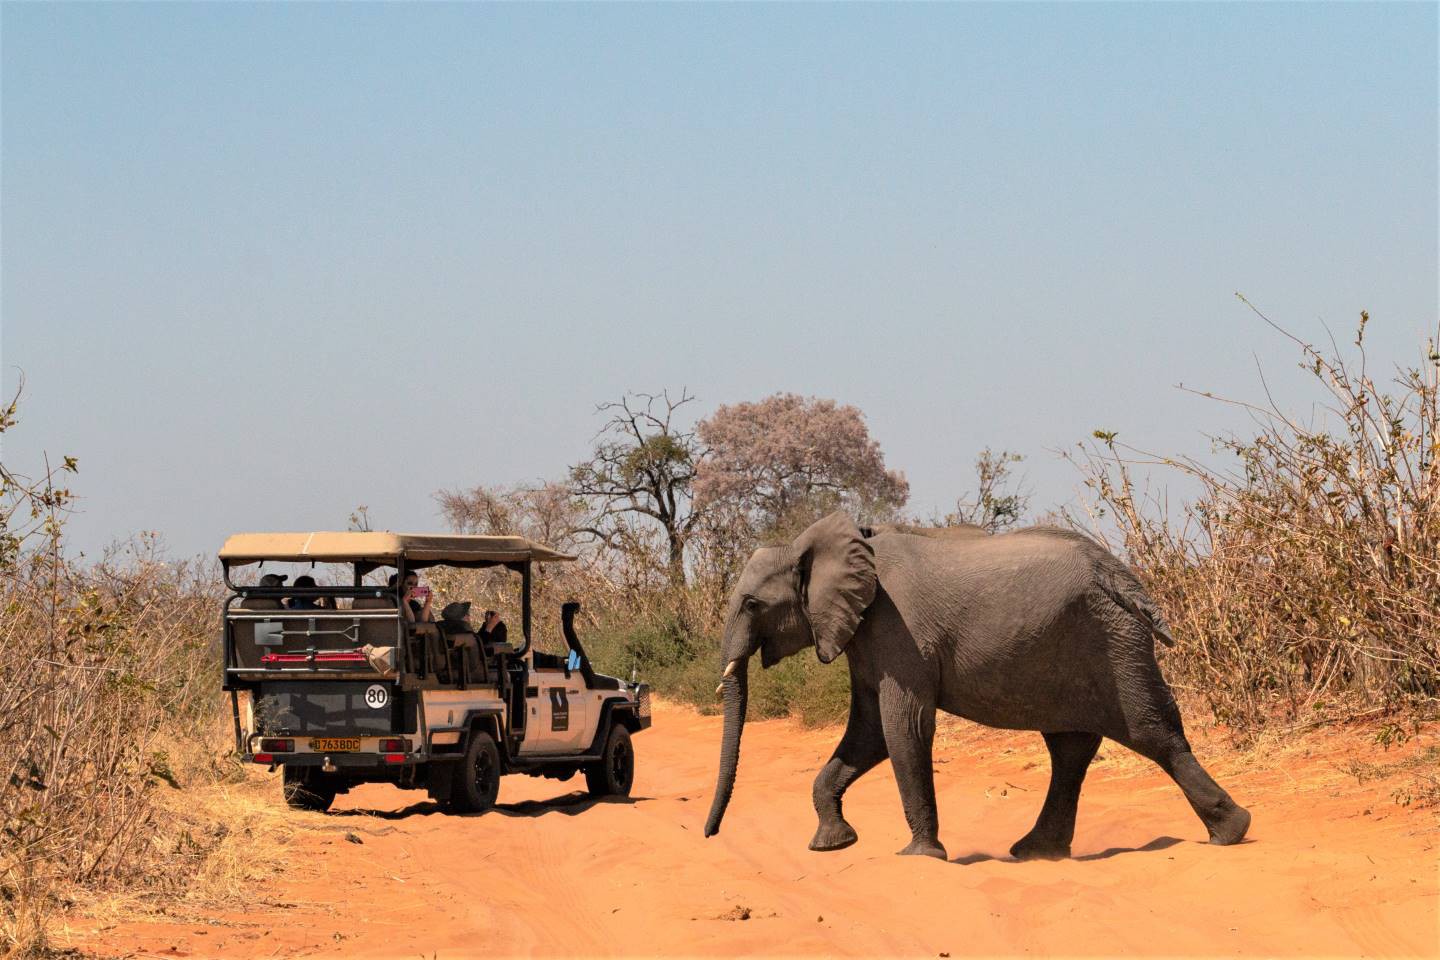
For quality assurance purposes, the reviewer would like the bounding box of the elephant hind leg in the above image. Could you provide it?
[1096,607,1251,847]
[1157,748,1251,845]
[810,681,887,852]
[1116,684,1251,845]
[1010,731,1102,861]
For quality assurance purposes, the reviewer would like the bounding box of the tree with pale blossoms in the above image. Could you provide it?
[695,393,909,538]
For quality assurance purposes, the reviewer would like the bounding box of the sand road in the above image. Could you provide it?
[73,702,1437,958]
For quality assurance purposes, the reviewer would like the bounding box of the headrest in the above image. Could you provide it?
[238,597,284,610]
[353,597,395,610]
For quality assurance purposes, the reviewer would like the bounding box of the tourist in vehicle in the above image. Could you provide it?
[388,572,434,622]
[286,574,336,610]
[239,572,288,610]
[439,601,483,676]
[479,609,506,646]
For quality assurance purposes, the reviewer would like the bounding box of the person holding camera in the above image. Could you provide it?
[387,572,434,622]
[479,609,506,647]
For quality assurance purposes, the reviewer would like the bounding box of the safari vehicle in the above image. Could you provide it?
[219,532,651,813]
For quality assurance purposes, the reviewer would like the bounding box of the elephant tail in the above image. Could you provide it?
[1096,568,1176,648]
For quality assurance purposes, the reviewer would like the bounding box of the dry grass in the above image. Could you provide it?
[53,767,295,935]
[0,541,234,957]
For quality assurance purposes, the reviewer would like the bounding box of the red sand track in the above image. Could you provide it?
[70,702,1437,958]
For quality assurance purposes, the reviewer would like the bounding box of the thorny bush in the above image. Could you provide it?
[1069,302,1440,736]
[1,394,227,957]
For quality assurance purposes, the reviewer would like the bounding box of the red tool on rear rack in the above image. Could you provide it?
[259,650,368,665]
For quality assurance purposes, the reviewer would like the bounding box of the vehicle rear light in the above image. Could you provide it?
[252,753,274,764]
[260,738,294,753]
[382,753,405,764]
[379,738,409,753]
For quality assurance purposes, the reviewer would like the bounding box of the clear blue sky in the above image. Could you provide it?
[2,3,1436,560]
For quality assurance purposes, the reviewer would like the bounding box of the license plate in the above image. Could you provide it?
[309,737,360,752]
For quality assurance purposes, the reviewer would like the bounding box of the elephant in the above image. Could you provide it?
[703,512,1251,861]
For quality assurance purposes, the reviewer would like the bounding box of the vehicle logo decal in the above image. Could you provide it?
[549,689,569,731]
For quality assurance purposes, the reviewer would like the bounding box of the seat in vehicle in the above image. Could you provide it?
[238,597,284,610]
[352,596,395,610]
[350,595,405,648]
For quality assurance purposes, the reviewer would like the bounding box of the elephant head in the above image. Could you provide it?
[703,512,877,838]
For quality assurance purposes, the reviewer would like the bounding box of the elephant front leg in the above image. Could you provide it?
[878,681,946,860]
[810,682,887,852]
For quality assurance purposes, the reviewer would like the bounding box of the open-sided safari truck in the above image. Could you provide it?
[219,532,651,813]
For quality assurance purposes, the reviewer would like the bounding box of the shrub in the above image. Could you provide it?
[1069,304,1440,735]
[0,401,229,956]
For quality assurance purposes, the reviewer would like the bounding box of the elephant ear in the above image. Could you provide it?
[794,512,878,664]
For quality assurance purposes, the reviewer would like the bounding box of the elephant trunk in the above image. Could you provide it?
[703,657,749,837]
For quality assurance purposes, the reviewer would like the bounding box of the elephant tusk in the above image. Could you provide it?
[717,659,741,695]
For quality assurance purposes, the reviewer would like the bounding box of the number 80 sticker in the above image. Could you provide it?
[365,684,390,709]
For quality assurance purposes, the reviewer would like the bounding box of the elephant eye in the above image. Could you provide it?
[742,596,760,612]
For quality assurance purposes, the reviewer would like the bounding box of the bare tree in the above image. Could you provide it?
[568,391,706,584]
[944,448,1029,533]
[435,486,518,537]
[436,481,588,549]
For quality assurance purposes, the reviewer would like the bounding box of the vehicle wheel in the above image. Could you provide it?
[451,729,501,813]
[283,767,336,812]
[585,725,634,798]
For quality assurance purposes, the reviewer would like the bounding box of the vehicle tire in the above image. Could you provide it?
[585,724,634,798]
[282,767,336,812]
[451,729,501,813]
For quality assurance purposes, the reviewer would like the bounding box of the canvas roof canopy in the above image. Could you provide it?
[218,531,576,570]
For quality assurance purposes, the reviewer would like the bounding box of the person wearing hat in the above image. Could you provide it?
[439,601,484,678]
[240,573,288,610]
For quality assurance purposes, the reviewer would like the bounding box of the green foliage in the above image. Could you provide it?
[582,600,852,727]
[621,433,692,486]
[584,609,698,683]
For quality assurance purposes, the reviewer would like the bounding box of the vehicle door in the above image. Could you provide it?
[525,667,590,754]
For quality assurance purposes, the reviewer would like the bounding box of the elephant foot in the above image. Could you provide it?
[897,837,947,860]
[1009,833,1071,861]
[809,820,859,852]
[1205,802,1251,846]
